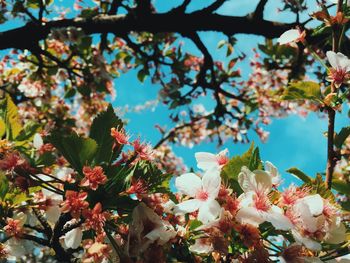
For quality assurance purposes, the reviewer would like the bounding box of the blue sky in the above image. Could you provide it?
[0,0,348,187]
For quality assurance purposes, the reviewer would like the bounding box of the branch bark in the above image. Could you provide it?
[0,13,293,50]
[253,0,269,20]
[325,0,343,189]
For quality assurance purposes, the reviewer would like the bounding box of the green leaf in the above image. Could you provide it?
[334,126,350,148]
[221,143,260,194]
[36,152,56,166]
[131,161,172,193]
[0,118,5,138]
[286,167,312,183]
[189,220,203,231]
[90,104,123,164]
[332,179,350,195]
[248,147,262,171]
[304,174,336,204]
[0,172,9,200]
[137,69,148,83]
[14,121,41,144]
[4,190,30,206]
[26,0,53,9]
[0,95,23,140]
[48,131,97,172]
[217,40,226,49]
[340,200,350,211]
[281,81,322,102]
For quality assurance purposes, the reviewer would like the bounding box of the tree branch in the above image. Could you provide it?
[170,0,192,14]
[21,234,49,246]
[0,13,293,51]
[253,0,269,20]
[193,0,227,14]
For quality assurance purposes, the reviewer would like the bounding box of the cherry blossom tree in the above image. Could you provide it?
[0,0,349,262]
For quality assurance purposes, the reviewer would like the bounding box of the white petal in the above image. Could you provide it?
[325,219,346,244]
[197,199,221,223]
[238,166,258,192]
[202,168,221,199]
[236,206,265,227]
[175,173,202,197]
[254,170,272,192]
[145,225,176,245]
[64,227,83,249]
[293,199,321,233]
[42,188,63,201]
[327,51,339,69]
[326,51,350,71]
[189,239,213,254]
[195,152,218,171]
[292,229,322,251]
[33,133,43,149]
[34,173,52,182]
[238,192,254,208]
[265,206,293,230]
[238,166,272,193]
[265,161,281,186]
[174,199,201,214]
[301,194,324,216]
[337,53,350,71]
[278,29,300,45]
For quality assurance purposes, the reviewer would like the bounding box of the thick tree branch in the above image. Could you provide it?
[253,0,269,20]
[0,13,293,51]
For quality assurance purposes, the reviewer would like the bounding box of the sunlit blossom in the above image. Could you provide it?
[174,168,221,223]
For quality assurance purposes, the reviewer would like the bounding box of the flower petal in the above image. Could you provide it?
[189,239,213,254]
[325,218,346,244]
[264,206,293,230]
[202,168,221,199]
[292,229,321,251]
[236,206,265,227]
[33,133,43,149]
[64,227,83,249]
[327,51,350,71]
[174,199,201,214]
[195,152,218,171]
[278,29,300,45]
[197,199,221,223]
[300,194,324,216]
[175,173,202,197]
[238,166,272,193]
[327,51,339,69]
[145,225,176,245]
[238,166,258,192]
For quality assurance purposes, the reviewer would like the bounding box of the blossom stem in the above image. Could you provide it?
[105,228,123,258]
[326,0,343,189]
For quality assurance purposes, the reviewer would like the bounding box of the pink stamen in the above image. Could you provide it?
[196,190,209,201]
[217,155,229,166]
[330,68,347,85]
[253,191,270,211]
